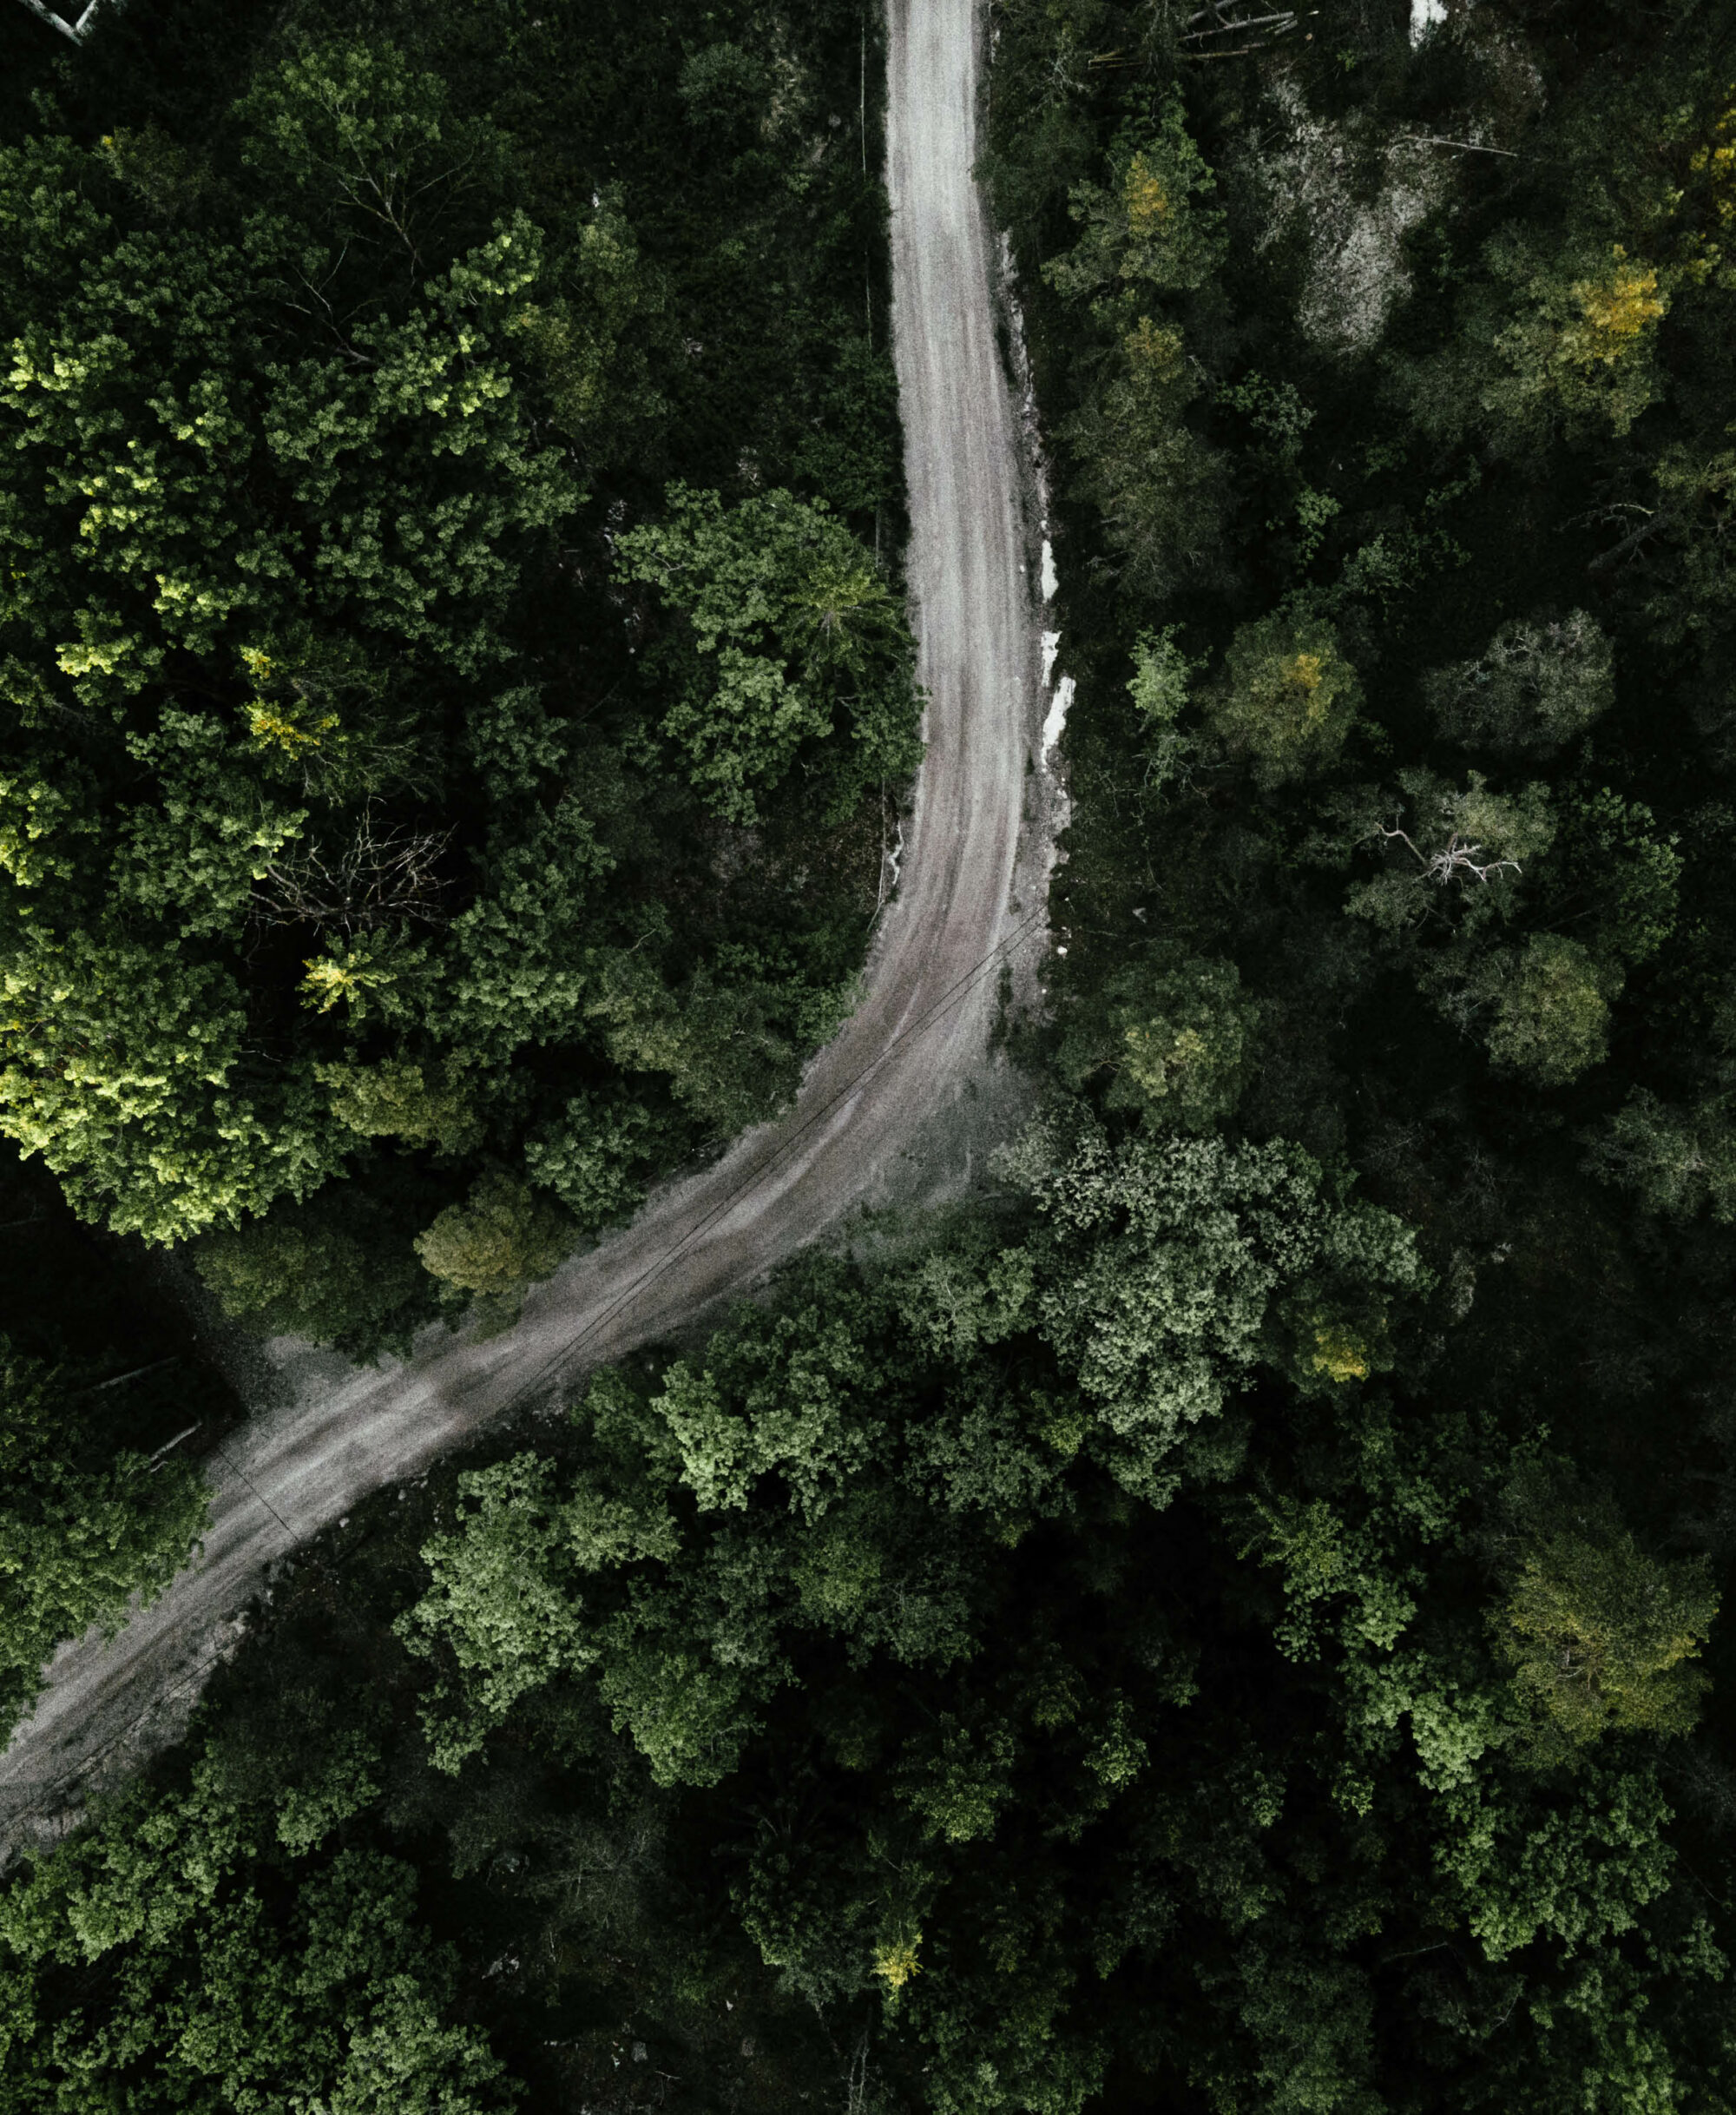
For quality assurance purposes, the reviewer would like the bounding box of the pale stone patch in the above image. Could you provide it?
[1042,675,1075,761]
[1252,78,1447,357]
[1410,0,1449,44]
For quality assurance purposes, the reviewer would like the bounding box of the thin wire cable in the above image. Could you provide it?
[1,1631,253,1823]
[210,1442,303,1554]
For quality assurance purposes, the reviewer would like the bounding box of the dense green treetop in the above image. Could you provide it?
[0,1749,510,2110]
[0,1339,207,1736]
[10,4,1736,2114]
[0,4,917,1357]
[617,482,921,826]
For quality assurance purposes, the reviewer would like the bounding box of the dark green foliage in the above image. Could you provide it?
[0,0,916,1356]
[4,1151,1720,2112]
[0,1341,207,1736]
[373,1198,1736,2109]
[0,1143,227,1743]
[12,2,1736,2111]
[0,1754,510,2108]
[1056,952,1258,1129]
[967,0,1736,2103]
[195,1172,444,1358]
[616,483,922,826]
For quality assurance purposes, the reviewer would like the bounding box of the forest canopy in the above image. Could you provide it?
[10,0,1736,2112]
[0,0,917,1352]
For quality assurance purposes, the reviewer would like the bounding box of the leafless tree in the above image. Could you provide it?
[1174,1,1301,55]
[1182,4,1298,37]
[254,807,451,936]
[11,0,101,44]
[1380,823,1522,887]
[843,2026,875,2115]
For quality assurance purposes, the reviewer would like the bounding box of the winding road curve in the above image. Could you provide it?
[0,0,1049,1842]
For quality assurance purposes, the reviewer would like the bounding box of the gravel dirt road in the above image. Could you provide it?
[0,0,1050,1844]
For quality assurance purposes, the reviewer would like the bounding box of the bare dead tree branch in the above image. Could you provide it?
[1382,824,1522,886]
[321,129,485,276]
[254,806,452,936]
[1394,135,1522,158]
[1583,501,1678,576]
[10,0,97,43]
[1181,10,1297,39]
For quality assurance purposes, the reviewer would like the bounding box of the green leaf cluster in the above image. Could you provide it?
[0,7,919,1356]
[0,1749,509,2110]
[0,1340,207,1734]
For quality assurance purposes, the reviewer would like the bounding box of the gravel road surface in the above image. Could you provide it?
[0,0,1049,1844]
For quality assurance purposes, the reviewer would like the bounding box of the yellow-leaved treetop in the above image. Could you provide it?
[1483,234,1673,439]
[1124,152,1171,235]
[873,1934,923,1991]
[1565,248,1668,366]
[1310,1321,1372,1385]
[1207,610,1362,788]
